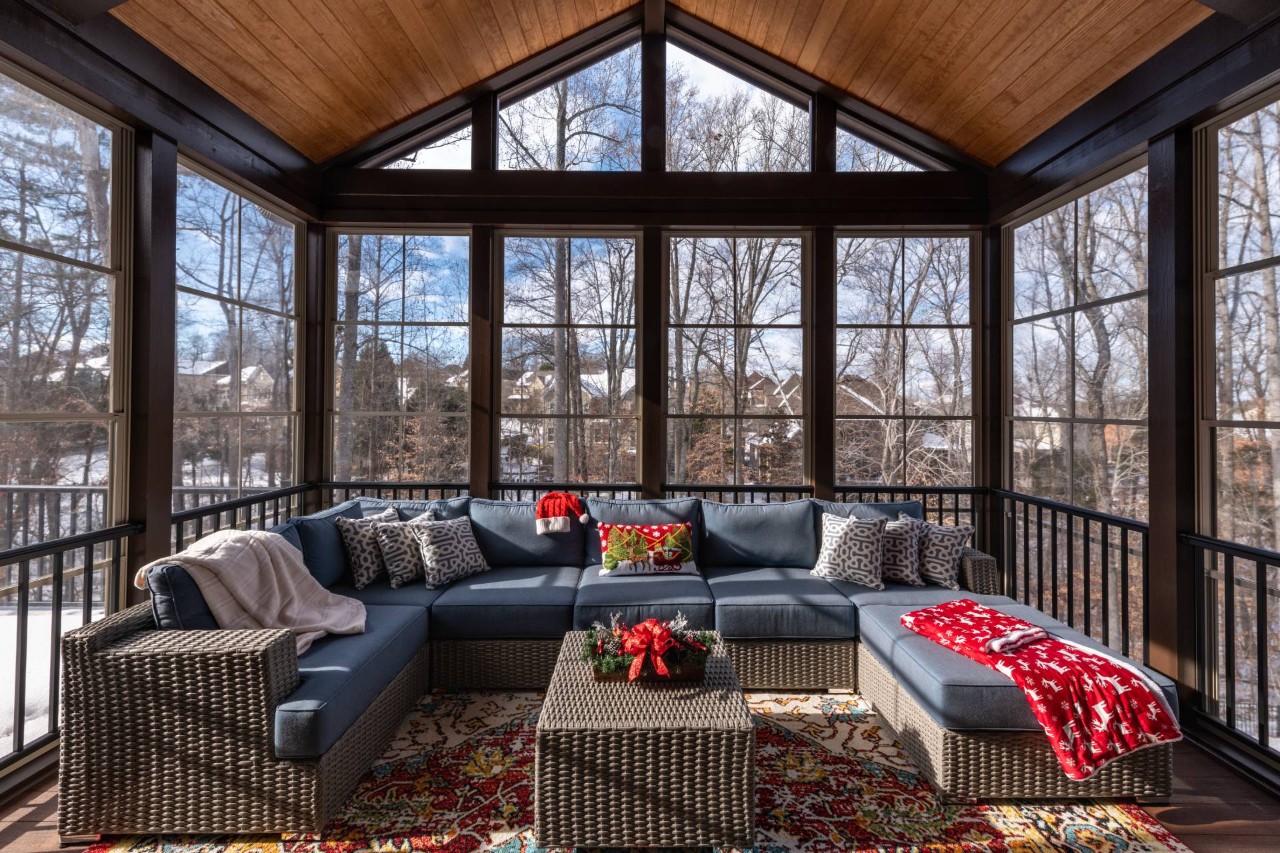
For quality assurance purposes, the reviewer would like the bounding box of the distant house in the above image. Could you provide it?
[176,359,276,409]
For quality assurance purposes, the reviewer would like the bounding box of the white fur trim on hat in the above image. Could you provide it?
[536,515,570,535]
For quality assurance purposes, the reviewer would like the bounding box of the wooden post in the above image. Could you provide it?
[1146,128,1197,693]
[639,226,665,498]
[125,130,176,603]
[980,224,1005,566]
[300,221,326,512]
[810,226,836,501]
[641,0,666,174]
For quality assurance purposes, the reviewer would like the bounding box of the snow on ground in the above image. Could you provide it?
[0,606,95,752]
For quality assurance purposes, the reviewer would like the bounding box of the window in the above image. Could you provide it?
[1010,165,1149,519]
[667,43,809,172]
[837,125,922,172]
[1210,96,1280,550]
[499,45,641,172]
[384,123,471,170]
[333,233,470,483]
[174,164,299,510]
[835,236,973,486]
[499,234,637,483]
[0,68,119,547]
[668,234,804,485]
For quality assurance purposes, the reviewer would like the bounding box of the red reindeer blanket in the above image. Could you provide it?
[900,599,1181,781]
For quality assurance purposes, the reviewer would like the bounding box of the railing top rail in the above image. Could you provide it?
[993,488,1149,533]
[169,484,312,523]
[0,522,142,565]
[663,483,812,493]
[0,484,108,493]
[1181,531,1280,566]
[321,481,470,490]
[835,485,986,495]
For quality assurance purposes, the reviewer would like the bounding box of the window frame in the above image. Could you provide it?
[0,57,133,536]
[663,228,811,488]
[325,226,473,484]
[173,157,305,505]
[1002,156,1151,516]
[494,228,642,486]
[833,229,979,488]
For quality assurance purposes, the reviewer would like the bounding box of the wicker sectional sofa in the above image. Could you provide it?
[59,496,1177,840]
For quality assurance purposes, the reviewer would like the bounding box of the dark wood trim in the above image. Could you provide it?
[811,94,837,174]
[0,1,320,217]
[300,222,326,513]
[468,225,495,499]
[125,130,176,603]
[30,0,125,25]
[471,92,498,172]
[1200,0,1280,28]
[640,0,666,173]
[809,226,835,501]
[322,7,645,170]
[991,14,1280,221]
[663,5,988,176]
[979,224,1004,565]
[1146,128,1197,692]
[639,225,664,498]
[323,169,987,227]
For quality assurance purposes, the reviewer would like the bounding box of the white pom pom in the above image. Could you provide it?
[579,512,589,524]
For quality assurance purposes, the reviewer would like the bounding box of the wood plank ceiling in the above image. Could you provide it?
[110,0,1213,166]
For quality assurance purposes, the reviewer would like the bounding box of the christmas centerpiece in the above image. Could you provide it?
[583,612,717,683]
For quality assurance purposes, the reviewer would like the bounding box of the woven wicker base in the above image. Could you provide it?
[430,639,562,689]
[58,604,430,838]
[725,639,856,690]
[857,644,1174,801]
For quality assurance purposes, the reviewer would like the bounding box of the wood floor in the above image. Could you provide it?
[1,740,1277,852]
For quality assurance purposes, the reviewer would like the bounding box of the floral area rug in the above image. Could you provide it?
[88,691,1188,853]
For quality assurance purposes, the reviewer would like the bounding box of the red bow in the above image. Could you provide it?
[620,618,676,681]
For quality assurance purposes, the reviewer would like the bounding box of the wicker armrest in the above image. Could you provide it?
[959,547,1001,596]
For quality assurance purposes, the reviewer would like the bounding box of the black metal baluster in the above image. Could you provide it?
[1121,529,1132,658]
[1101,522,1112,649]
[1225,554,1237,731]
[48,550,63,733]
[1257,558,1270,749]
[14,558,29,753]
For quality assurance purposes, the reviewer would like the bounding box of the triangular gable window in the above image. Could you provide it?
[837,125,923,172]
[384,123,471,170]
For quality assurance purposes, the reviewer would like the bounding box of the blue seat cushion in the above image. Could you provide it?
[275,604,428,759]
[573,569,715,631]
[145,564,217,630]
[352,495,471,521]
[704,566,856,639]
[275,500,365,587]
[327,580,445,617]
[699,500,817,568]
[584,498,702,566]
[832,581,1012,609]
[857,602,1179,731]
[468,499,584,568]
[430,566,581,639]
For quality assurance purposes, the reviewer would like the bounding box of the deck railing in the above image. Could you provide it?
[170,485,312,551]
[493,483,636,501]
[321,482,470,504]
[1,486,110,553]
[837,485,985,542]
[993,490,1149,665]
[0,523,140,772]
[663,484,813,502]
[1184,533,1280,764]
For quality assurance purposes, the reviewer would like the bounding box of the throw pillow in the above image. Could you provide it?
[918,520,975,590]
[597,522,698,576]
[811,514,886,589]
[882,514,926,586]
[335,507,399,589]
[412,516,490,589]
[372,510,438,588]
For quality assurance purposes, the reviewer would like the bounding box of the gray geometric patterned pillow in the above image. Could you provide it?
[372,511,437,588]
[810,513,886,590]
[335,507,399,589]
[882,514,925,586]
[411,516,490,589]
[918,521,974,590]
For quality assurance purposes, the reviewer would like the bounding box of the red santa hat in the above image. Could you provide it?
[535,491,589,535]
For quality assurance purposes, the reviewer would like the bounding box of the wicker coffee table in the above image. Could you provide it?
[534,631,756,848]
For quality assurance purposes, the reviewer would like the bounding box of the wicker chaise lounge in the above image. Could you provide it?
[59,494,1172,841]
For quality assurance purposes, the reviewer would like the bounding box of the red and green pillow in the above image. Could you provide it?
[597,522,698,576]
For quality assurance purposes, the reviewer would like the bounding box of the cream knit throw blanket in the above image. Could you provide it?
[134,529,365,654]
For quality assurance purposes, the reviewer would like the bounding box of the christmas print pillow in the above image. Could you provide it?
[597,522,699,576]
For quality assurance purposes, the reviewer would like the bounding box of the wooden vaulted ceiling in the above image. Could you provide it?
[109,0,1213,166]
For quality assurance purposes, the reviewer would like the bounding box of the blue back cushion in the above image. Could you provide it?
[352,495,471,521]
[583,497,701,566]
[277,500,365,587]
[146,563,217,630]
[468,499,584,568]
[812,498,923,542]
[699,500,817,568]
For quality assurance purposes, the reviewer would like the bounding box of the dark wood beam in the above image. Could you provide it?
[125,130,177,602]
[663,5,989,176]
[639,225,664,498]
[471,92,498,172]
[0,0,320,216]
[979,224,1005,571]
[323,169,987,227]
[323,7,645,170]
[1201,0,1280,28]
[641,0,666,173]
[300,222,326,513]
[469,226,495,500]
[29,0,125,25]
[809,226,836,501]
[811,94,837,174]
[991,13,1280,220]
[1145,128,1197,694]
